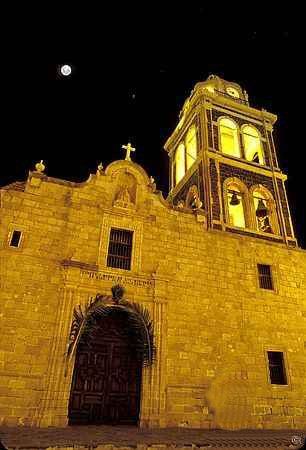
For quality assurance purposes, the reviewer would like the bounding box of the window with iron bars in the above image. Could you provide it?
[107,228,133,270]
[267,351,287,385]
[258,264,274,290]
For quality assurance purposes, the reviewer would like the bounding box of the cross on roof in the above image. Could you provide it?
[122,142,136,161]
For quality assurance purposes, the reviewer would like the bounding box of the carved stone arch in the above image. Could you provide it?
[223,176,249,199]
[67,293,156,367]
[66,292,156,426]
[217,115,240,129]
[249,184,280,234]
[249,183,275,202]
[241,123,262,137]
[223,177,250,228]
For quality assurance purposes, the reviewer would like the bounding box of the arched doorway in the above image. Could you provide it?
[68,309,142,425]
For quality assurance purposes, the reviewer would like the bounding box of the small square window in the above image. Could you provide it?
[267,351,287,385]
[258,264,273,290]
[107,228,133,271]
[9,230,22,248]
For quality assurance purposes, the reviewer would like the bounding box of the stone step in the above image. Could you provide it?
[0,427,304,450]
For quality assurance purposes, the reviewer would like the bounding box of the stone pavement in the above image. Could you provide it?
[0,426,305,449]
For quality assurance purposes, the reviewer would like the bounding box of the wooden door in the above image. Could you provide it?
[68,312,142,425]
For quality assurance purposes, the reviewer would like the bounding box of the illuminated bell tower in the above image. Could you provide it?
[165,75,297,246]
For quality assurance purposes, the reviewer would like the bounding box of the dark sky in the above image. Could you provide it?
[1,29,304,248]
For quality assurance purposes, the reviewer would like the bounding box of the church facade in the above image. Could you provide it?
[0,76,305,430]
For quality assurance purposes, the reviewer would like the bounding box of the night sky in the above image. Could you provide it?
[2,29,304,248]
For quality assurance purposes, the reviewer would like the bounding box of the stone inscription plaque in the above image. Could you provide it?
[80,270,154,288]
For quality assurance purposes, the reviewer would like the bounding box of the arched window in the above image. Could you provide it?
[226,183,247,228]
[242,125,264,165]
[252,187,277,234]
[219,118,240,158]
[172,125,198,186]
[175,143,185,184]
[185,125,197,170]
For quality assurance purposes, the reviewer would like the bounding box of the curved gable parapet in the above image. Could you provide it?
[104,159,171,210]
[155,189,171,209]
[105,160,151,186]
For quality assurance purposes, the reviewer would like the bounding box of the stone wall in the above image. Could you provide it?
[0,160,306,430]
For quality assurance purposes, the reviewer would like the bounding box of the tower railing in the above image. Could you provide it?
[215,90,249,106]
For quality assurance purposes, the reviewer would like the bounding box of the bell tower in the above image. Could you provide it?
[165,75,296,246]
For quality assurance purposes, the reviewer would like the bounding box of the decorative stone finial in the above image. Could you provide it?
[35,160,45,173]
[149,176,156,192]
[96,162,104,175]
[192,197,203,210]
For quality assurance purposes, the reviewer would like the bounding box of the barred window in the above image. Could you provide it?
[267,351,287,385]
[107,228,133,270]
[258,264,273,290]
[9,230,22,248]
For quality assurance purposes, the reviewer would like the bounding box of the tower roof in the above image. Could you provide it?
[175,74,277,128]
[193,74,249,106]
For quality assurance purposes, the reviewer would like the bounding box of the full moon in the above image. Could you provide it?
[60,65,72,76]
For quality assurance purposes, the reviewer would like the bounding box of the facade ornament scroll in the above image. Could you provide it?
[186,185,203,210]
[175,186,203,211]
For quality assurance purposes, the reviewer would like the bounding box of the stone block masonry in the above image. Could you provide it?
[1,159,306,430]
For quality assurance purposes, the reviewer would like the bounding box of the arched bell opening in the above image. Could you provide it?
[68,308,143,425]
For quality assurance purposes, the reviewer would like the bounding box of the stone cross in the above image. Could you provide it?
[122,142,136,161]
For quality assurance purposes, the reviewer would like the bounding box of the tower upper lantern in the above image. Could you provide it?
[198,74,249,104]
[164,75,297,247]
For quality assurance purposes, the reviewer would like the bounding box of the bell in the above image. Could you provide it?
[230,192,240,206]
[256,199,268,218]
[252,152,260,164]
